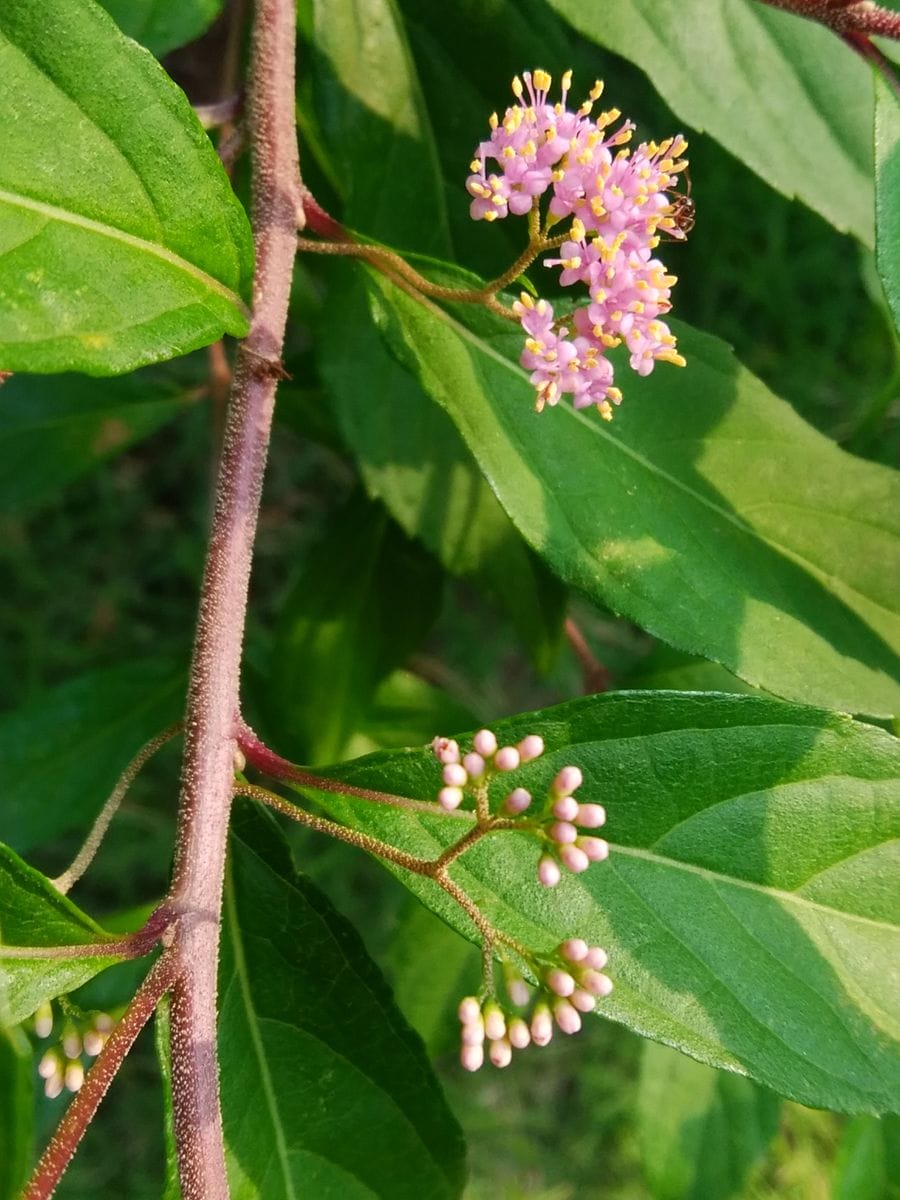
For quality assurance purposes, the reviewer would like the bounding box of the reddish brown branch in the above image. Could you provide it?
[24,952,177,1200]
[756,0,900,36]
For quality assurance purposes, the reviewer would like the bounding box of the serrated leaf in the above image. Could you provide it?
[99,0,223,56]
[0,660,184,856]
[0,844,120,1027]
[638,1040,780,1200]
[219,804,466,1199]
[875,74,900,334]
[303,691,900,1113]
[264,492,443,764]
[547,0,873,246]
[0,370,190,513]
[0,0,252,375]
[319,266,567,670]
[0,1026,33,1200]
[366,270,900,717]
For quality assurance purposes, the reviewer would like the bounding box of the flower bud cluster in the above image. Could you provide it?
[33,1001,115,1099]
[431,728,545,812]
[457,939,612,1071]
[536,765,608,888]
[467,68,689,417]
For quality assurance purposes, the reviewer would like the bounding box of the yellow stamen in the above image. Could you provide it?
[533,68,552,92]
[658,351,686,367]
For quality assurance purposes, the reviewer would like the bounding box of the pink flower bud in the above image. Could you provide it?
[584,945,608,970]
[578,836,609,862]
[560,844,590,874]
[505,787,532,815]
[462,752,485,778]
[461,1021,486,1046]
[438,786,464,811]
[550,820,578,845]
[489,1037,513,1068]
[577,803,606,828]
[473,728,498,757]
[506,976,531,1007]
[554,999,582,1035]
[494,745,520,771]
[458,996,481,1024]
[460,1043,484,1072]
[508,1017,531,1049]
[546,968,576,997]
[44,1075,64,1100]
[483,1004,506,1041]
[64,1061,84,1093]
[517,734,544,762]
[38,1052,59,1080]
[552,795,579,822]
[83,1030,104,1057]
[559,938,589,963]
[538,855,561,887]
[433,737,460,764]
[530,1004,554,1046]
[581,969,613,997]
[553,765,583,796]
[442,762,467,787]
[570,989,597,1013]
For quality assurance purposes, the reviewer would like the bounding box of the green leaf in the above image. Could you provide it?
[297,0,450,256]
[0,0,252,376]
[349,670,477,758]
[0,844,120,1027]
[265,492,443,764]
[367,271,900,717]
[319,267,567,671]
[547,0,873,246]
[219,804,466,1198]
[98,0,223,56]
[875,74,900,334]
[307,691,900,1113]
[637,1040,780,1200]
[831,1113,900,1200]
[0,660,184,856]
[0,1026,33,1200]
[0,371,189,513]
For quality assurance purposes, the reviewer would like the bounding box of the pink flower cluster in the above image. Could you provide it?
[466,69,689,418]
[457,939,613,1071]
[432,728,545,811]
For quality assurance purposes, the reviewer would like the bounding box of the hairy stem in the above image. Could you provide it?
[756,0,900,36]
[53,724,182,895]
[24,951,177,1200]
[164,1,302,1196]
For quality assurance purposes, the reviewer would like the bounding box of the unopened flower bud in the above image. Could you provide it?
[508,1017,531,1049]
[550,820,578,845]
[577,803,606,828]
[494,746,520,771]
[433,737,460,764]
[505,787,532,814]
[584,945,608,970]
[581,969,613,997]
[62,1030,81,1060]
[578,836,609,862]
[553,766,583,796]
[570,989,597,1013]
[461,1043,485,1072]
[538,855,561,887]
[506,975,531,1007]
[458,996,481,1024]
[473,729,498,757]
[34,1001,53,1040]
[64,1060,84,1093]
[38,1050,60,1080]
[463,751,485,778]
[554,999,582,1035]
[461,1021,486,1046]
[560,844,590,873]
[546,968,576,997]
[442,762,467,787]
[530,1003,554,1046]
[83,1030,104,1057]
[552,796,579,822]
[517,734,544,762]
[483,1003,506,1041]
[489,1037,513,1068]
[438,786,464,811]
[44,1074,64,1100]
[559,938,588,963]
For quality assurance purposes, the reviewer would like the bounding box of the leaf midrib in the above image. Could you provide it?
[0,187,249,317]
